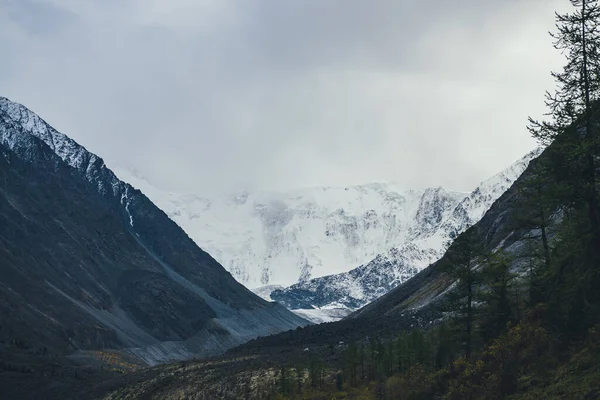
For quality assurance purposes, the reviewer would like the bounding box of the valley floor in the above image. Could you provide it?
[87,319,600,400]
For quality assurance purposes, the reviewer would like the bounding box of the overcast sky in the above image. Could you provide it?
[1,0,572,193]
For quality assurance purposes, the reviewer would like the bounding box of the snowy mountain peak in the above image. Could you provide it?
[1,97,90,168]
[0,97,121,197]
[411,187,463,240]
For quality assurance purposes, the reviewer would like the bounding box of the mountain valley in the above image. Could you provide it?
[116,149,540,321]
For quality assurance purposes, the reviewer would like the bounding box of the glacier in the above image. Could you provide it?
[114,148,541,309]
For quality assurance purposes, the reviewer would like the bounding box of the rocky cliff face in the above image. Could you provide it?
[0,97,307,368]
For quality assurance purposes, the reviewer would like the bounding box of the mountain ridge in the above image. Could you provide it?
[0,96,308,371]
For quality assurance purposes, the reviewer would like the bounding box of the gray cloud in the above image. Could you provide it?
[0,0,572,193]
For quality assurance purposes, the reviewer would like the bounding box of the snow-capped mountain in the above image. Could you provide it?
[114,169,467,289]
[270,148,543,320]
[115,148,540,301]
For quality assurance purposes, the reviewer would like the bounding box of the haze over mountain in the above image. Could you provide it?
[1,1,568,198]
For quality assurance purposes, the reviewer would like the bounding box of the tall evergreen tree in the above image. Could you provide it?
[528,0,600,137]
[479,250,517,342]
[308,355,325,389]
[395,332,408,373]
[528,0,600,256]
[529,0,600,333]
[343,342,359,387]
[295,367,304,394]
[512,159,559,269]
[433,322,455,369]
[278,365,291,395]
[438,228,481,360]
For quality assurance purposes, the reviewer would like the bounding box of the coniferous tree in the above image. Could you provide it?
[294,367,304,394]
[438,228,481,360]
[359,343,366,383]
[395,332,408,373]
[433,322,455,369]
[409,329,426,367]
[308,356,318,388]
[384,340,394,377]
[336,373,343,391]
[423,328,437,370]
[528,0,600,260]
[529,0,600,333]
[243,372,252,400]
[343,342,359,387]
[308,355,325,389]
[368,339,377,381]
[512,159,559,272]
[278,365,291,395]
[375,340,386,381]
[479,250,518,342]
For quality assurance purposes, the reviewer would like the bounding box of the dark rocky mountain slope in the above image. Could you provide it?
[0,97,306,398]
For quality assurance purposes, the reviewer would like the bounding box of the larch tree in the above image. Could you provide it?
[528,0,600,252]
[528,0,600,334]
[438,228,482,360]
[478,250,518,342]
